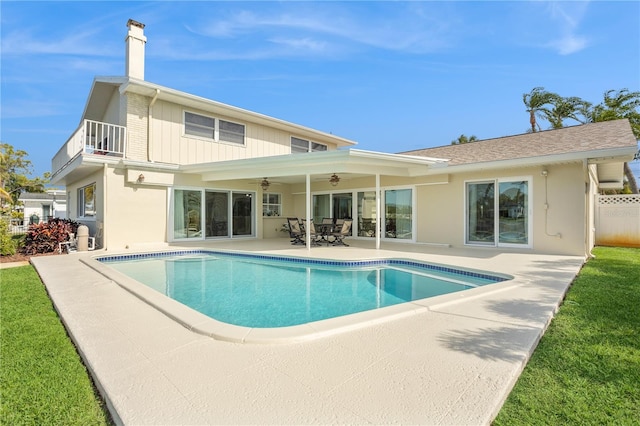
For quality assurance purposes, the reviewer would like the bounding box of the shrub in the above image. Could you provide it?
[0,219,16,256]
[21,218,80,255]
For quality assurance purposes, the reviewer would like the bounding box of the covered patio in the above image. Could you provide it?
[181,149,449,249]
[31,239,586,424]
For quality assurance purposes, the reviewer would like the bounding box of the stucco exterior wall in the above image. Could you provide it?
[103,166,168,250]
[102,90,121,125]
[65,170,104,244]
[417,164,586,255]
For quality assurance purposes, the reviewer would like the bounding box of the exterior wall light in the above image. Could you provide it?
[329,173,340,186]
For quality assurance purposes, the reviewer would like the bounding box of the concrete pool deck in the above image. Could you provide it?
[31,239,585,425]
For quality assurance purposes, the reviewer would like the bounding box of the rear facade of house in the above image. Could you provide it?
[50,20,638,257]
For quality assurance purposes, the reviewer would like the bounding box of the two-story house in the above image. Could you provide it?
[51,19,637,256]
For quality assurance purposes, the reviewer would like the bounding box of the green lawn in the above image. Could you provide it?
[0,265,111,425]
[494,246,640,425]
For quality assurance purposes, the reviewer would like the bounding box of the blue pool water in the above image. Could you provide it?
[100,251,507,328]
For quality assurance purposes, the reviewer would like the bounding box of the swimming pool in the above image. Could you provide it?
[98,250,508,328]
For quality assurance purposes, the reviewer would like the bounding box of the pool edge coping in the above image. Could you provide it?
[81,248,518,344]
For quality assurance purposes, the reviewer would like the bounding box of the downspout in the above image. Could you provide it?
[375,173,381,250]
[306,174,311,251]
[585,159,598,259]
[102,163,108,250]
[147,88,160,162]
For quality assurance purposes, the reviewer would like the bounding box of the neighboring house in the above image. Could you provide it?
[50,20,638,257]
[18,190,67,225]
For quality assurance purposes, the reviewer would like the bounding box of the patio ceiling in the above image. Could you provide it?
[180,149,449,184]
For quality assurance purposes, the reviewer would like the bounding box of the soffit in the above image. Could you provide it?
[182,149,448,183]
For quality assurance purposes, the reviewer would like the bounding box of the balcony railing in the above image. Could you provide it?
[52,120,127,178]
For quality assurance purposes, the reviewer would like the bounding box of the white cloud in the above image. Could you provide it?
[184,4,453,59]
[547,34,588,55]
[544,1,591,55]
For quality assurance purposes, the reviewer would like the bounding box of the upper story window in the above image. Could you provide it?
[219,119,245,145]
[291,136,327,153]
[184,111,245,145]
[78,183,96,218]
[185,112,215,139]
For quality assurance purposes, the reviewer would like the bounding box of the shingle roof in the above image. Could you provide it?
[400,119,638,166]
[18,192,65,201]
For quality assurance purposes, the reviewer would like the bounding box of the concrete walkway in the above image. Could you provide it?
[31,240,585,425]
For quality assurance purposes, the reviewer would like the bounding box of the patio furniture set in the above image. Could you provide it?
[287,217,353,246]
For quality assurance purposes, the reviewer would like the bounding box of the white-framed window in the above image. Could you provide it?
[291,136,327,153]
[465,177,531,247]
[77,183,96,218]
[219,119,245,145]
[185,111,215,139]
[184,111,245,145]
[262,193,281,216]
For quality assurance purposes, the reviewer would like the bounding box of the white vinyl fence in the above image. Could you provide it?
[595,194,640,247]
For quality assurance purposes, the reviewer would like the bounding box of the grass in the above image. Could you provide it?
[0,265,111,425]
[494,247,640,425]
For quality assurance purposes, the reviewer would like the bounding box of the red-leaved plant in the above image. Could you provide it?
[21,218,80,255]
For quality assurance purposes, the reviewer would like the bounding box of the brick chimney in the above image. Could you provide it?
[125,19,146,80]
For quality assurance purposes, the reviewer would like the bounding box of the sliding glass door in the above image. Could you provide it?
[498,181,528,245]
[466,179,530,246]
[232,193,254,236]
[173,189,255,240]
[357,191,377,237]
[174,189,202,239]
[205,191,228,237]
[384,189,412,240]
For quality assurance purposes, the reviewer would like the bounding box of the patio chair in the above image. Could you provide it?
[306,221,323,246]
[287,218,305,245]
[331,219,353,246]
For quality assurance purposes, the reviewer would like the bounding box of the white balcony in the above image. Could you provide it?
[52,120,127,180]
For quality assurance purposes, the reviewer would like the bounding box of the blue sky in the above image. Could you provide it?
[1,1,639,181]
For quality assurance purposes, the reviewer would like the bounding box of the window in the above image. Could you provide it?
[291,136,327,153]
[466,178,530,246]
[219,119,245,145]
[184,112,245,145]
[262,193,281,216]
[77,183,96,218]
[185,112,215,139]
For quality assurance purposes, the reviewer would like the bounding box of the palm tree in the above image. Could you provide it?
[522,87,558,132]
[588,89,640,194]
[547,96,592,129]
[451,134,478,145]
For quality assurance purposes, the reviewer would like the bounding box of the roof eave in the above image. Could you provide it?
[432,146,637,175]
[182,149,449,181]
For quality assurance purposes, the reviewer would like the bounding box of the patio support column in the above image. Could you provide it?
[306,173,311,251]
[376,173,381,250]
